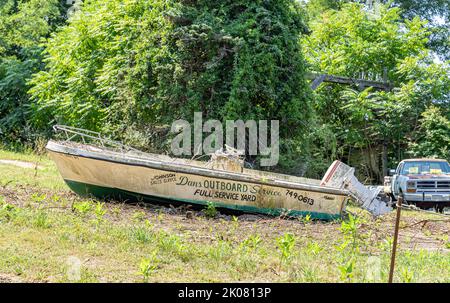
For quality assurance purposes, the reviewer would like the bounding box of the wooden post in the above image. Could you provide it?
[388,194,403,283]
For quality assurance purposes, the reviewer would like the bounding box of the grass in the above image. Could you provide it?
[0,149,66,190]
[0,149,449,282]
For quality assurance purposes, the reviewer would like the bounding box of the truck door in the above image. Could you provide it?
[392,163,403,195]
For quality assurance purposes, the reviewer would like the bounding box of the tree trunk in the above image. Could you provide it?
[381,140,388,183]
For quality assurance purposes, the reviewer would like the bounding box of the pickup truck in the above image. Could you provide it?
[384,158,450,212]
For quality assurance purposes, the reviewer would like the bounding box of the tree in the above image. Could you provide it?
[409,106,450,159]
[305,0,450,60]
[380,0,450,60]
[302,2,449,181]
[29,0,313,173]
[0,0,68,144]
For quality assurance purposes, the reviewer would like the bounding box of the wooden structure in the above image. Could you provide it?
[306,71,393,181]
[306,72,392,91]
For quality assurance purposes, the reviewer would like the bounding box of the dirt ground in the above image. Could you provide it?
[2,184,449,254]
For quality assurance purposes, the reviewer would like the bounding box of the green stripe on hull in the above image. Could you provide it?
[65,179,341,221]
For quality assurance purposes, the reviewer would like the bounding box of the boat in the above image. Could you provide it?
[46,125,392,220]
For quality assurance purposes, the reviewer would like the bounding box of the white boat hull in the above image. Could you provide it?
[47,141,348,220]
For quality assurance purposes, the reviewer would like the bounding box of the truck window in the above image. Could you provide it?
[401,161,450,175]
[396,163,403,174]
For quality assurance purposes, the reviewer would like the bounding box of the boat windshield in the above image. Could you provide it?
[401,161,450,175]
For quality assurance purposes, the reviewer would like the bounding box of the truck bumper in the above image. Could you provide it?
[404,192,450,206]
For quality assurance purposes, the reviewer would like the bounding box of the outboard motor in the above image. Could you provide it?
[321,160,393,216]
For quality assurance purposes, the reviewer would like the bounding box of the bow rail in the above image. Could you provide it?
[52,125,139,153]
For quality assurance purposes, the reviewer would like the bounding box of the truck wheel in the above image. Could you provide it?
[389,194,396,204]
[435,204,444,213]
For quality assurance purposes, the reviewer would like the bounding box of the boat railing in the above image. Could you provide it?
[52,125,139,153]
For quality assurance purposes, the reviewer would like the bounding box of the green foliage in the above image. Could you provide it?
[0,202,17,222]
[93,202,106,224]
[401,267,413,283]
[381,0,450,60]
[130,226,154,244]
[303,2,449,181]
[336,214,362,282]
[33,210,51,228]
[276,232,296,264]
[72,200,93,215]
[306,241,322,256]
[204,201,218,219]
[0,0,67,144]
[208,239,233,263]
[132,210,147,223]
[409,106,450,159]
[306,0,449,60]
[300,213,312,223]
[157,232,182,253]
[240,234,262,253]
[31,192,46,203]
[304,3,428,79]
[0,0,448,181]
[138,251,160,282]
[28,0,313,169]
[340,213,361,251]
[0,0,65,50]
[338,258,355,281]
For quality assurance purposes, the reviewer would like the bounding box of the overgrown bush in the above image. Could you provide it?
[28,0,313,172]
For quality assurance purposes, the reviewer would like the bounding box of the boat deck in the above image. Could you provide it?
[58,141,324,187]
